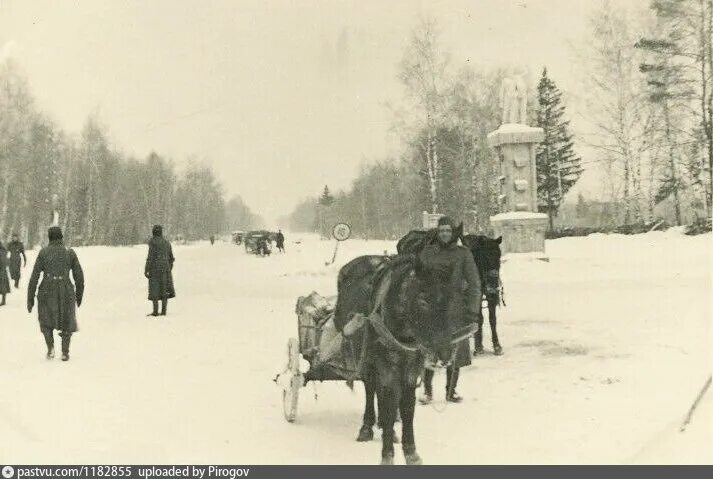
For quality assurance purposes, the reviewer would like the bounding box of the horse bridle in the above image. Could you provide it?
[363,267,479,356]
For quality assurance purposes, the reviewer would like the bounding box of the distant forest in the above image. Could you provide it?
[0,60,263,247]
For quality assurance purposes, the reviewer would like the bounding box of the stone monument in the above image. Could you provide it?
[41,194,61,247]
[488,71,549,260]
[422,211,444,229]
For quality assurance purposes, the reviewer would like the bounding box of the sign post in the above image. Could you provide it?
[325,223,351,266]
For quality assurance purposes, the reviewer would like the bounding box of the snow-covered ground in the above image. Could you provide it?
[1,230,711,464]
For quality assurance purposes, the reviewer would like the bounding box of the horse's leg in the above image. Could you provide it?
[489,299,503,355]
[357,372,376,442]
[474,310,485,355]
[377,385,398,464]
[400,384,422,465]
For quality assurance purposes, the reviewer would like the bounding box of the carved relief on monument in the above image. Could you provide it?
[513,149,529,168]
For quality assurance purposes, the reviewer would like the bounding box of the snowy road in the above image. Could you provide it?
[1,231,711,464]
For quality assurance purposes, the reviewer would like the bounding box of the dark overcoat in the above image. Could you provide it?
[27,241,84,333]
[418,241,481,369]
[0,247,11,294]
[145,236,175,300]
[7,240,26,281]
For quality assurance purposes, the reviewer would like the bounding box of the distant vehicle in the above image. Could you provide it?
[232,231,245,245]
[244,230,274,255]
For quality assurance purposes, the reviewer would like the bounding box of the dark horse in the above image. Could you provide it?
[335,250,466,464]
[461,235,503,355]
[336,224,470,464]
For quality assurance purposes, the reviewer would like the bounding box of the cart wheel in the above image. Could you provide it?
[283,337,301,423]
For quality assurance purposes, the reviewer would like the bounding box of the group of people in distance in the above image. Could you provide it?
[0,224,176,362]
[256,230,285,256]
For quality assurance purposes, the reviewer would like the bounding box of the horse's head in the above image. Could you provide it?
[462,234,502,299]
[378,256,462,366]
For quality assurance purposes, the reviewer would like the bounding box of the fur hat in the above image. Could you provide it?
[152,225,163,237]
[48,226,63,242]
[437,216,455,228]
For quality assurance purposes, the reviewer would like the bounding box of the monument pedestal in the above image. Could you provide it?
[487,123,548,261]
[490,212,549,262]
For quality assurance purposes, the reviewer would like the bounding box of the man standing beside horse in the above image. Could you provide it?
[418,216,481,404]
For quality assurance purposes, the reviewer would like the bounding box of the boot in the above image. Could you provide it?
[446,390,463,403]
[43,330,55,359]
[445,366,459,390]
[147,300,159,317]
[60,332,71,361]
[160,299,167,316]
[14,280,19,289]
[493,343,504,356]
[0,295,5,306]
[380,452,394,465]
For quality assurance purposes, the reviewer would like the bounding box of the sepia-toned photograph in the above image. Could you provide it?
[0,0,711,469]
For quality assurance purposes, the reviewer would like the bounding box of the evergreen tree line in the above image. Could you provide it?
[287,2,712,238]
[0,59,262,247]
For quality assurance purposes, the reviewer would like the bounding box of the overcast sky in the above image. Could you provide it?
[0,0,646,225]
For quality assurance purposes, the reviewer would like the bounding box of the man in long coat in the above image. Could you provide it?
[145,225,175,317]
[418,216,481,403]
[27,226,84,361]
[8,232,27,288]
[275,230,285,253]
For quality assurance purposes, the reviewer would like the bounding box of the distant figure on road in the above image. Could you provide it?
[275,230,285,253]
[145,225,175,317]
[0,242,11,306]
[8,232,26,288]
[210,234,215,246]
[27,226,85,361]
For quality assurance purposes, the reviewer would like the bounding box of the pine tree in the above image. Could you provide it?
[535,68,583,231]
[317,185,335,238]
[636,0,713,218]
[319,185,335,206]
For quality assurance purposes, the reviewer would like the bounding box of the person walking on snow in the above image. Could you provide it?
[275,230,285,253]
[418,216,481,404]
[0,242,11,306]
[8,232,27,288]
[27,226,84,361]
[145,225,175,317]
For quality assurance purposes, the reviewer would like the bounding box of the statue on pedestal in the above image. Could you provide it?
[50,194,60,227]
[499,68,528,125]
